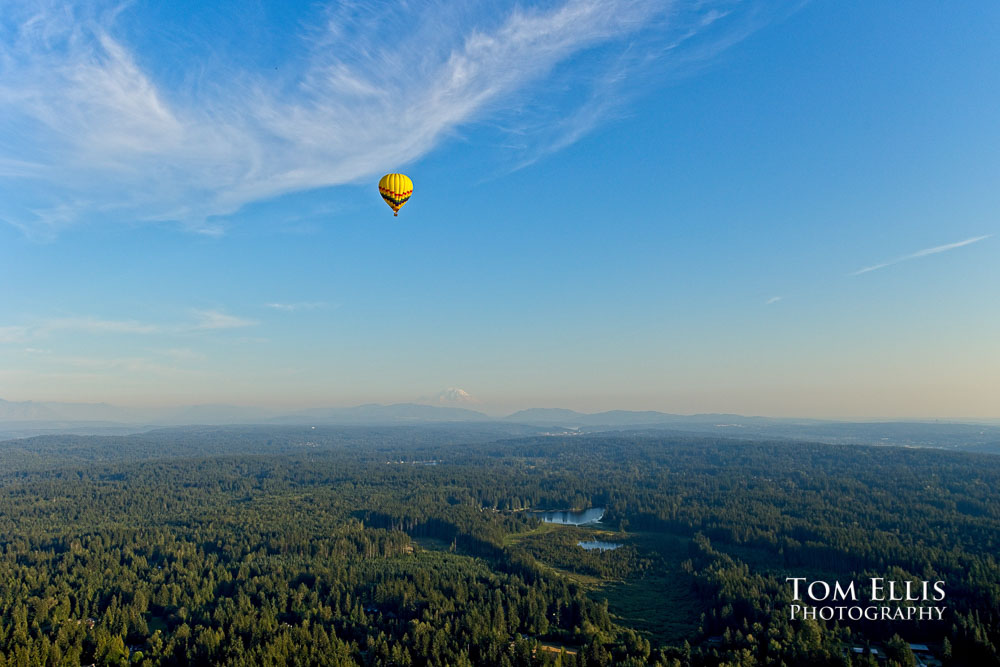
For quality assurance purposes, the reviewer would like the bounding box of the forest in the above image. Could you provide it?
[0,425,998,666]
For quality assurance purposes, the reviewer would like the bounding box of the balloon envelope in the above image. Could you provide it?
[378,173,413,216]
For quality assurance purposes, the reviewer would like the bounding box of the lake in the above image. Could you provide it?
[535,507,605,525]
[577,540,622,551]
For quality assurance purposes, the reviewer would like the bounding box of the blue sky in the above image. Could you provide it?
[1,1,998,418]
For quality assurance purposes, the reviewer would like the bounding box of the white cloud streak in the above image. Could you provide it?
[850,235,992,276]
[264,302,328,312]
[765,296,783,305]
[153,347,203,361]
[0,326,30,343]
[40,317,160,335]
[0,0,789,235]
[192,310,258,330]
[0,311,256,343]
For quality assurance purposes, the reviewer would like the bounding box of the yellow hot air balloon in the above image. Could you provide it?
[378,173,413,217]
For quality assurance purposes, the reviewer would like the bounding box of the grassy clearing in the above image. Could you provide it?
[590,532,701,645]
[503,521,565,546]
[507,523,703,646]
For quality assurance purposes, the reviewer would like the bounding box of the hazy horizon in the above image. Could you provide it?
[3,393,1000,425]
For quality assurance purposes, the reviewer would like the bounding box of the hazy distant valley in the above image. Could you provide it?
[3,397,999,455]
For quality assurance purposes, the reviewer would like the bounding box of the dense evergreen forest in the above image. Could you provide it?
[0,426,998,666]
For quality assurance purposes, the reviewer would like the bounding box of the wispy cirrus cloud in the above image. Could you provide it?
[0,0,796,236]
[765,296,783,305]
[152,347,203,361]
[264,301,329,312]
[191,310,258,330]
[0,326,30,343]
[0,310,256,343]
[39,317,161,335]
[850,235,992,276]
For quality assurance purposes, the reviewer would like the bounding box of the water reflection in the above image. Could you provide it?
[577,540,621,551]
[535,507,605,525]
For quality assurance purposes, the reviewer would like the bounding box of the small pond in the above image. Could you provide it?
[577,540,621,551]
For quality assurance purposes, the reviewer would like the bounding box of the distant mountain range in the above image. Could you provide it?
[269,403,490,424]
[0,398,491,427]
[2,397,999,453]
[0,398,799,428]
[502,408,806,427]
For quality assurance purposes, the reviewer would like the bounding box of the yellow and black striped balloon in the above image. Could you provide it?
[378,173,413,217]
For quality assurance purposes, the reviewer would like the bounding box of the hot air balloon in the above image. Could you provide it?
[378,173,413,217]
